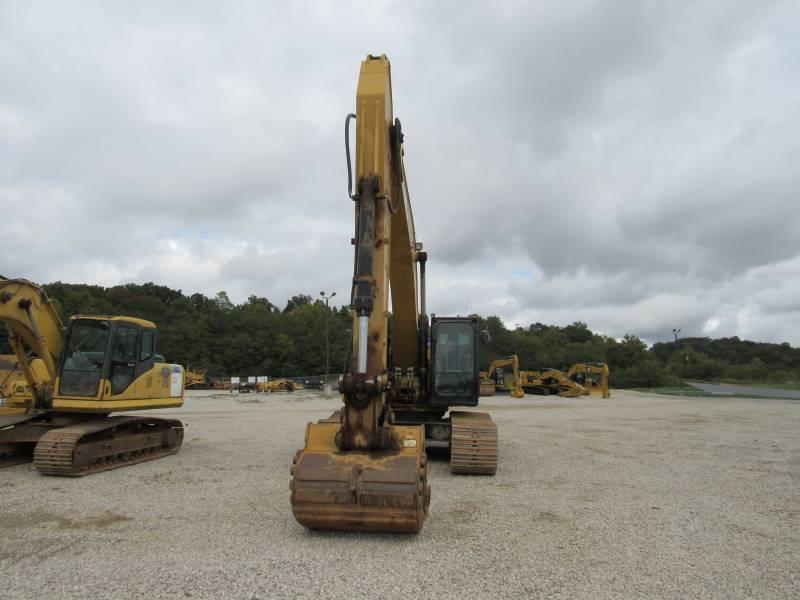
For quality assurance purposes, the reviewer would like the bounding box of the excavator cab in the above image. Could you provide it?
[429,316,481,407]
[59,317,162,399]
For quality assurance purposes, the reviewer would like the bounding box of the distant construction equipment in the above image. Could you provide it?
[184,367,209,389]
[566,362,611,398]
[480,356,524,398]
[256,378,298,392]
[522,368,586,397]
[479,355,611,399]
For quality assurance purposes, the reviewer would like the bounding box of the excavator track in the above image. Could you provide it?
[450,411,498,475]
[33,416,183,477]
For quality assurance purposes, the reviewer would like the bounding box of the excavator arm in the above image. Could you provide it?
[0,278,66,408]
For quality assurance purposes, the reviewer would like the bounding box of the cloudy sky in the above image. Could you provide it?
[2,1,798,344]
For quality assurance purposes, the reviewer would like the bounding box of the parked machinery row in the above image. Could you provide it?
[480,353,611,399]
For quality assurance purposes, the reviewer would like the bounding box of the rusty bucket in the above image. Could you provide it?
[290,422,430,533]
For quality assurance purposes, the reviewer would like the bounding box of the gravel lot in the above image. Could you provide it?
[2,390,798,599]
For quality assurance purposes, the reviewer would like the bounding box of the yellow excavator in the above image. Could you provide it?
[522,368,586,397]
[566,362,611,398]
[0,277,184,474]
[290,55,498,534]
[183,367,208,389]
[480,355,524,398]
[256,378,296,392]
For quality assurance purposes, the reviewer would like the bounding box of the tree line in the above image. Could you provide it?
[2,282,798,388]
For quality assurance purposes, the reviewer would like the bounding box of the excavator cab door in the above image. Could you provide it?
[108,323,157,396]
[109,325,139,395]
[429,317,481,408]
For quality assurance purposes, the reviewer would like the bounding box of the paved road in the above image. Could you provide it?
[689,381,800,399]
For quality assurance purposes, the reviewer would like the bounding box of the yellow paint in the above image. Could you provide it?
[70,315,156,329]
[304,421,425,457]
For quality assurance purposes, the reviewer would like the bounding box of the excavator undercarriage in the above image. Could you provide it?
[0,413,183,476]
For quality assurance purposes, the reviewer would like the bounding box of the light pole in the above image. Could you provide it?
[673,328,682,396]
[320,291,336,391]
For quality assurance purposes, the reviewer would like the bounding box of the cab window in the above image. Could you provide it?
[60,320,110,396]
[433,321,475,398]
[140,329,155,361]
[112,327,139,362]
[110,326,140,395]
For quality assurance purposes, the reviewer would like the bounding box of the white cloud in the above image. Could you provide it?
[1,0,799,344]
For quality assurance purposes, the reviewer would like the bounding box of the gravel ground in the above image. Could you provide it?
[1,390,798,599]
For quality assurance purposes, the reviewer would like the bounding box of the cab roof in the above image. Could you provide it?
[69,315,156,328]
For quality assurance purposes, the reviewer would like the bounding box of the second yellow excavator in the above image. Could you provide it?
[566,362,611,398]
[521,368,587,397]
[290,55,498,534]
[183,367,208,389]
[0,277,184,474]
[481,355,524,398]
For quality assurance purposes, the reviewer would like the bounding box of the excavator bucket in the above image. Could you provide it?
[290,421,430,533]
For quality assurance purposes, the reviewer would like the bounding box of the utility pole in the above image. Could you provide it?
[673,328,682,396]
[320,291,336,392]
